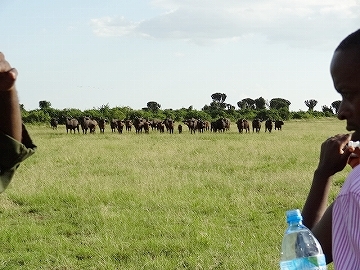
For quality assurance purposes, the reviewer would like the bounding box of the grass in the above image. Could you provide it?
[0,118,349,269]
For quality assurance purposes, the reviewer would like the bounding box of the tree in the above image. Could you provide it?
[322,105,334,115]
[237,98,255,110]
[95,103,114,119]
[39,100,51,110]
[331,100,341,114]
[147,101,161,112]
[226,103,235,110]
[211,93,227,103]
[254,97,266,110]
[23,109,50,123]
[255,109,282,121]
[237,100,246,110]
[269,98,291,110]
[206,93,227,115]
[304,99,318,111]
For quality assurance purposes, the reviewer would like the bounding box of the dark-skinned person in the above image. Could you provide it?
[301,29,360,269]
[0,52,36,192]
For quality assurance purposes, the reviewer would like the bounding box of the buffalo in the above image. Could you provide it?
[65,117,80,134]
[236,119,250,133]
[164,118,175,134]
[275,120,284,130]
[89,119,98,133]
[183,118,198,134]
[116,120,124,133]
[133,117,148,133]
[157,122,165,133]
[110,119,118,132]
[224,118,231,131]
[150,119,161,131]
[80,117,91,134]
[252,119,262,133]
[212,118,229,132]
[143,121,150,133]
[265,119,273,133]
[204,121,210,131]
[98,118,107,133]
[125,119,132,132]
[50,118,58,130]
[242,119,250,133]
[196,119,206,133]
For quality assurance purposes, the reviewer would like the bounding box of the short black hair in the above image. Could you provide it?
[335,29,360,51]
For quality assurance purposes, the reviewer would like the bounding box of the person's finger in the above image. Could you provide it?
[8,68,17,80]
[340,134,352,152]
[0,69,17,91]
[0,60,11,72]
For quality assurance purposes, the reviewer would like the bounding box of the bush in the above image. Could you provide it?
[291,111,313,119]
[20,104,335,124]
[22,110,51,124]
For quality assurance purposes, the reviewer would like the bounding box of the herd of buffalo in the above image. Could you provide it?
[50,117,284,134]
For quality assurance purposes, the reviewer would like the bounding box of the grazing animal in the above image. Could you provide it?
[125,119,132,132]
[89,119,98,134]
[98,118,107,133]
[236,119,244,133]
[183,118,198,134]
[252,119,262,133]
[204,121,210,131]
[150,119,161,130]
[80,117,91,134]
[157,122,165,133]
[164,118,175,134]
[133,117,146,133]
[110,119,118,132]
[116,120,124,134]
[224,118,231,131]
[210,121,216,132]
[242,119,250,133]
[265,119,273,133]
[143,121,150,133]
[65,117,80,134]
[50,118,58,129]
[212,118,227,132]
[275,120,284,130]
[236,119,250,133]
[178,124,182,134]
[196,119,206,133]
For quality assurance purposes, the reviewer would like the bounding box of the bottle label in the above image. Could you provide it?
[280,254,327,270]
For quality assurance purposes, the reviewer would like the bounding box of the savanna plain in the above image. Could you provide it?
[0,119,348,269]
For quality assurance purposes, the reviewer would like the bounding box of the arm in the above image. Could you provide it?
[302,170,333,230]
[302,134,353,263]
[0,53,36,192]
[0,52,21,142]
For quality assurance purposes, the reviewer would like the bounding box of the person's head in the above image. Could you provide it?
[331,29,360,140]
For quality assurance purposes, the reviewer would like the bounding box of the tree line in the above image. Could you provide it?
[22,94,341,125]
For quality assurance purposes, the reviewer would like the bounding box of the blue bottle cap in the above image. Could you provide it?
[286,209,303,223]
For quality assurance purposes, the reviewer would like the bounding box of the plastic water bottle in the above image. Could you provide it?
[279,209,327,270]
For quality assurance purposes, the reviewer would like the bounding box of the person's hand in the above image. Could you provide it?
[317,134,353,177]
[347,146,360,168]
[0,52,17,92]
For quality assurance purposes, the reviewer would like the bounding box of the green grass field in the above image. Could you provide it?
[0,119,349,269]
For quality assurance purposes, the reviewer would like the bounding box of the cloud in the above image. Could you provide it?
[90,0,360,47]
[91,16,140,37]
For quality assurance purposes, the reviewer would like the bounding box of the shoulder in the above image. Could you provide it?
[339,165,360,196]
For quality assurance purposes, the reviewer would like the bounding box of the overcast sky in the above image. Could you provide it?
[1,1,359,111]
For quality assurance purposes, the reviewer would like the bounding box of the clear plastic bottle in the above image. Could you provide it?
[279,209,327,270]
